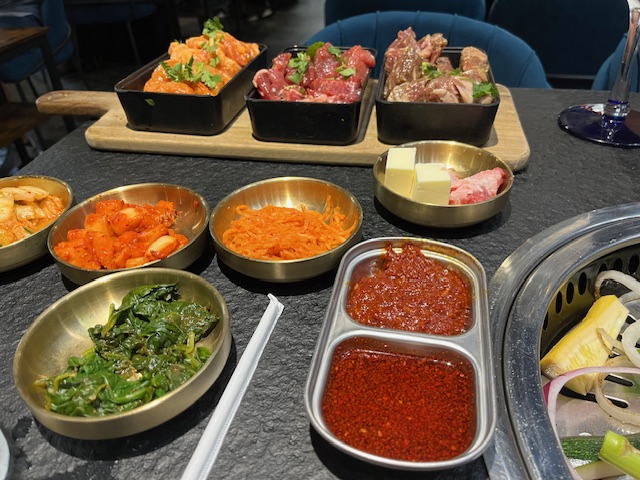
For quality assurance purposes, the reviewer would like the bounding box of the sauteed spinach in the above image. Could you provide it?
[36,284,219,417]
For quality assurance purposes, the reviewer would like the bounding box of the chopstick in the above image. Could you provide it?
[181,294,285,480]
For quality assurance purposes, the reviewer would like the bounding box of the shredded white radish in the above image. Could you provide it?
[595,270,640,299]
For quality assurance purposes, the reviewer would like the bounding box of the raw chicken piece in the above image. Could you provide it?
[144,29,260,96]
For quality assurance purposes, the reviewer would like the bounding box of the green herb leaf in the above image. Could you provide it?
[202,17,224,36]
[327,45,342,58]
[473,82,499,99]
[287,52,310,85]
[421,62,442,80]
[306,41,324,60]
[160,57,221,90]
[337,66,355,77]
[202,17,224,54]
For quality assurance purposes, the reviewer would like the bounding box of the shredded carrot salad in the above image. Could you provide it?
[221,198,356,260]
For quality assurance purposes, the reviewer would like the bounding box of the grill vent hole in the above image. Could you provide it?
[630,254,640,274]
[613,257,624,272]
[555,292,563,314]
[578,272,588,295]
[566,282,575,304]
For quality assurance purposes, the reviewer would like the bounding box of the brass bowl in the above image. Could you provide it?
[373,141,514,228]
[48,183,210,285]
[13,268,232,440]
[0,175,74,272]
[210,177,363,282]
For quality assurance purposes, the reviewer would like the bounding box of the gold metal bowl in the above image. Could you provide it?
[13,268,232,440]
[48,183,210,285]
[0,175,74,272]
[373,141,514,228]
[210,177,363,282]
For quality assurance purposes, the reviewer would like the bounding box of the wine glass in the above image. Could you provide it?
[558,7,640,147]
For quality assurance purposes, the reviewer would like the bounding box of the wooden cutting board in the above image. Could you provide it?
[37,83,530,172]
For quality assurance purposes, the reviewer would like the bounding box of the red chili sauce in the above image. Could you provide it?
[346,243,472,335]
[321,339,477,462]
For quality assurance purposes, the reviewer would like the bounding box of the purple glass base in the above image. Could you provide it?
[558,104,640,148]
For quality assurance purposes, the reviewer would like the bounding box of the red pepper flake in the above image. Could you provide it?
[346,243,472,335]
[321,338,476,462]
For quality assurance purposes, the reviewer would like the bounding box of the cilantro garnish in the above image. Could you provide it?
[421,62,442,79]
[327,45,356,78]
[337,66,355,77]
[327,45,342,58]
[161,56,222,90]
[202,17,224,54]
[473,82,499,98]
[203,17,224,35]
[287,52,310,84]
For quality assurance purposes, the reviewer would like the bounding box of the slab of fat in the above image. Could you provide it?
[384,147,416,197]
[411,162,451,205]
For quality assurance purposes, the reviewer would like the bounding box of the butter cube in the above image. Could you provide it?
[384,147,416,197]
[411,163,451,205]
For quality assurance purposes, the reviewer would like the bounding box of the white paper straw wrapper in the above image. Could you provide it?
[181,293,284,480]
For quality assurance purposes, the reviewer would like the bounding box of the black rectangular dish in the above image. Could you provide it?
[375,47,500,146]
[245,46,376,146]
[114,45,267,136]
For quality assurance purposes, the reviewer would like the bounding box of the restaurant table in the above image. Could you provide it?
[1,87,639,480]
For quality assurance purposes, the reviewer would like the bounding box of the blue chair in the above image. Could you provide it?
[0,0,74,85]
[487,0,629,86]
[65,1,160,67]
[592,33,640,92]
[324,0,486,25]
[305,11,551,88]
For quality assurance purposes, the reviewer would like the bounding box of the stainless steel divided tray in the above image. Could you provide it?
[305,236,496,471]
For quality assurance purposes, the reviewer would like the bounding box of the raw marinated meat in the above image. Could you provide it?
[253,43,375,103]
[449,167,508,205]
[144,21,260,96]
[382,28,497,105]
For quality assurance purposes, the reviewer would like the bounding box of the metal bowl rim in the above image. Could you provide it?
[374,140,514,208]
[210,176,364,265]
[13,267,229,425]
[47,182,211,274]
[0,175,74,251]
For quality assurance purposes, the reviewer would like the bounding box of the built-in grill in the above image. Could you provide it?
[486,203,640,479]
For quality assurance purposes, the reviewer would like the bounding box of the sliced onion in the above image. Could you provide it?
[618,290,640,306]
[594,370,640,427]
[597,327,624,354]
[545,366,640,480]
[622,321,640,368]
[595,270,640,299]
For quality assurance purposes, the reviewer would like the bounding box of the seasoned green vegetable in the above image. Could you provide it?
[36,284,219,417]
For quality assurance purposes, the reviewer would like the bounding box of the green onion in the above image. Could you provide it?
[598,430,640,478]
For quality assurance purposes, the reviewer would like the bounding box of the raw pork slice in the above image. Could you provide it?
[449,167,507,205]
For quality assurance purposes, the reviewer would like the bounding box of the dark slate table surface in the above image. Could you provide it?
[1,88,639,480]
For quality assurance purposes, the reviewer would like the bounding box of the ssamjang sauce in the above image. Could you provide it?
[321,339,477,462]
[346,243,472,335]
